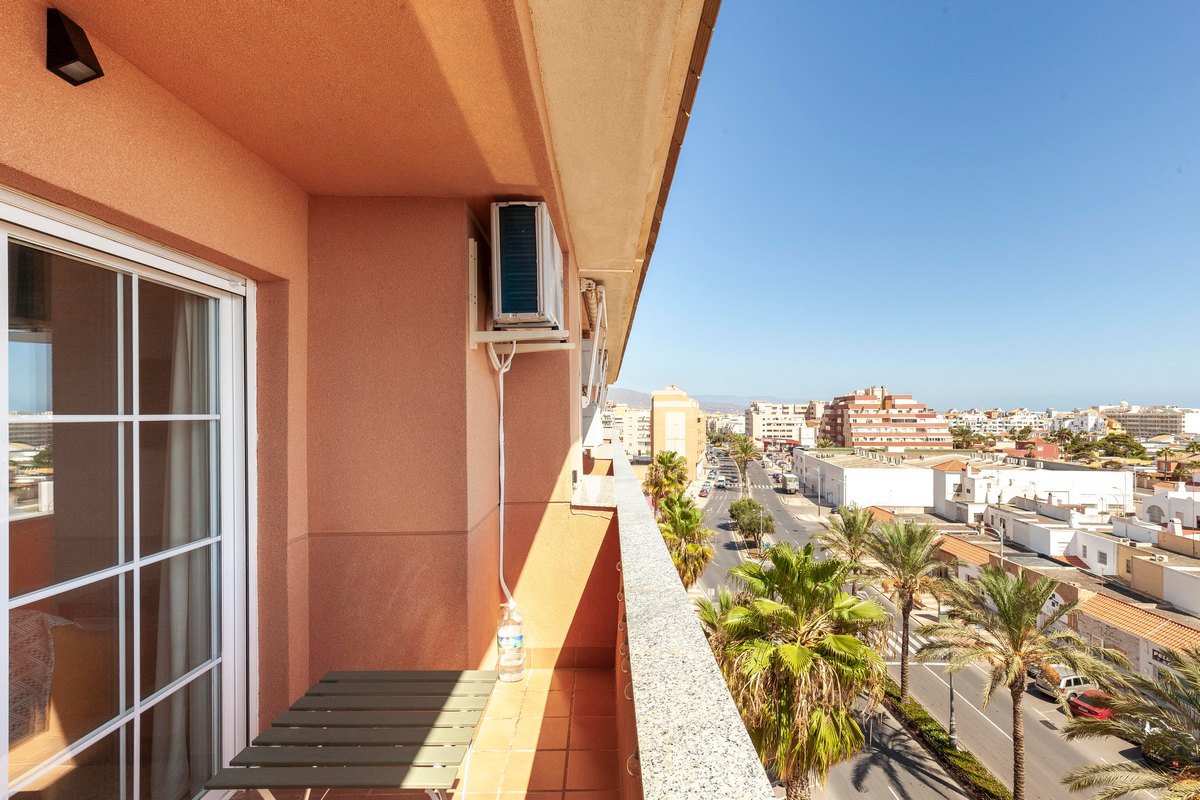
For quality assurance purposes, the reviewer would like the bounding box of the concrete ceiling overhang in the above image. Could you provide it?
[49,0,718,382]
[521,0,718,382]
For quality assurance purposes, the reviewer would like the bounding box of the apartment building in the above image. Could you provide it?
[651,385,707,482]
[1051,409,1125,436]
[946,409,1052,435]
[745,400,807,443]
[934,457,1134,522]
[819,386,953,449]
[604,402,652,458]
[707,411,746,436]
[1101,404,1200,439]
[0,4,774,800]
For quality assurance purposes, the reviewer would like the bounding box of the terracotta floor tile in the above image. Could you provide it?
[485,690,526,719]
[514,716,569,750]
[526,668,575,692]
[464,750,509,794]
[572,670,615,694]
[561,791,620,799]
[567,716,617,751]
[502,750,567,792]
[565,750,619,791]
[541,690,573,717]
[498,793,562,800]
[474,717,519,751]
[571,690,615,717]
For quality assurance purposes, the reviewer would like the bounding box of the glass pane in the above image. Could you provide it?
[138,280,213,415]
[8,243,119,415]
[10,423,122,595]
[138,421,215,557]
[12,724,130,800]
[9,578,122,782]
[140,548,213,697]
[141,671,217,800]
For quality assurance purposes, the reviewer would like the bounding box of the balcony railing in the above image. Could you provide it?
[603,440,774,799]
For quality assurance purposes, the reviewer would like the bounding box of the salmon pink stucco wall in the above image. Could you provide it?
[0,0,312,726]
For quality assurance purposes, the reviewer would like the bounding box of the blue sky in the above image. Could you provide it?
[618,1,1200,411]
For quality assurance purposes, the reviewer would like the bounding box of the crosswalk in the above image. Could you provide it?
[884,630,944,663]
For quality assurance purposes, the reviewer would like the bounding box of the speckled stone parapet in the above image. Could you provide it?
[609,442,775,800]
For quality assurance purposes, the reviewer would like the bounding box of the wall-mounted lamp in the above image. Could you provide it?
[46,8,104,86]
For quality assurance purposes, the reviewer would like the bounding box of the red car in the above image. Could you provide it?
[699,488,709,497]
[1067,690,1112,720]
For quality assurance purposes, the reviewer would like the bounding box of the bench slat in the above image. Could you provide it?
[232,745,467,767]
[207,765,457,790]
[321,669,498,683]
[307,680,494,697]
[273,709,482,729]
[293,694,487,712]
[254,726,474,747]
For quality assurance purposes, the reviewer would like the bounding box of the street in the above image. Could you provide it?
[695,452,1150,800]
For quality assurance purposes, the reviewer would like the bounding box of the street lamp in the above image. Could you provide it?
[938,596,958,751]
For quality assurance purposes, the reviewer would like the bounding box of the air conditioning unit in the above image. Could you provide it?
[490,201,563,330]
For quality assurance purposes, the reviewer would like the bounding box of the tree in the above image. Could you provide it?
[1185,441,1200,456]
[951,425,983,450]
[865,519,943,703]
[729,497,775,553]
[1097,433,1147,460]
[642,450,687,514]
[1062,646,1200,800]
[729,434,760,498]
[1049,428,1075,447]
[697,543,889,800]
[30,444,53,470]
[816,437,835,449]
[1160,447,1177,464]
[1017,425,1034,440]
[658,493,715,588]
[813,504,876,594]
[916,567,1124,800]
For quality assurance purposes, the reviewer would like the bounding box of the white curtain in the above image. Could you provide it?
[151,292,211,800]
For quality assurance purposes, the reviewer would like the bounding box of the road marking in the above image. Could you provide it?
[922,665,1013,742]
[887,786,901,800]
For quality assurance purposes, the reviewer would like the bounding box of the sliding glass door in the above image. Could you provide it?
[3,214,248,799]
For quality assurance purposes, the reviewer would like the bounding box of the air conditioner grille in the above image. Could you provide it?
[497,204,539,315]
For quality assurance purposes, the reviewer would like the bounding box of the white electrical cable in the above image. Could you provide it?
[488,341,519,607]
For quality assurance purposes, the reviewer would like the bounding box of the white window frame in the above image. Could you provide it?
[0,186,256,798]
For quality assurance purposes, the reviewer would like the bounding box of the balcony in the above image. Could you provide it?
[438,438,772,799]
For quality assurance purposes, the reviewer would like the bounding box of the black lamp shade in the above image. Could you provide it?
[46,8,104,86]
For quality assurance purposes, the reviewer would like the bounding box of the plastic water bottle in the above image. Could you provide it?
[497,605,526,682]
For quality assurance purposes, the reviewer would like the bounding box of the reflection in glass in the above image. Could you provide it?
[141,548,213,697]
[143,671,217,800]
[138,280,213,415]
[8,243,119,415]
[139,421,215,557]
[8,579,122,783]
[12,724,129,800]
[9,423,122,596]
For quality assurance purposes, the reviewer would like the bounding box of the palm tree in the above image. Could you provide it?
[1160,447,1177,465]
[642,450,687,514]
[698,543,889,800]
[865,519,943,703]
[1062,646,1200,800]
[816,437,835,449]
[951,425,982,450]
[1185,441,1200,457]
[658,493,715,588]
[813,504,876,594]
[729,434,759,498]
[916,567,1124,800]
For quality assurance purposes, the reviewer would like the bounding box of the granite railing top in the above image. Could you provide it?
[606,441,774,800]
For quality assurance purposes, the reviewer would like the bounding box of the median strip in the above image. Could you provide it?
[883,676,1013,800]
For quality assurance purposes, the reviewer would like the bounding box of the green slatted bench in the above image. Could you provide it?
[207,670,498,800]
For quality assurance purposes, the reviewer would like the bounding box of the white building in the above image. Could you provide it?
[946,409,1052,435]
[746,401,807,443]
[603,403,651,458]
[1142,477,1200,528]
[708,412,746,436]
[790,448,1134,517]
[1100,403,1200,439]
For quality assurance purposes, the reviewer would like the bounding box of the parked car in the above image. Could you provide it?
[1141,723,1186,771]
[1067,690,1112,720]
[699,488,709,498]
[1032,665,1096,700]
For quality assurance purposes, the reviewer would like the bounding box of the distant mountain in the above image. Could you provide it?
[608,387,651,408]
[609,387,808,415]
